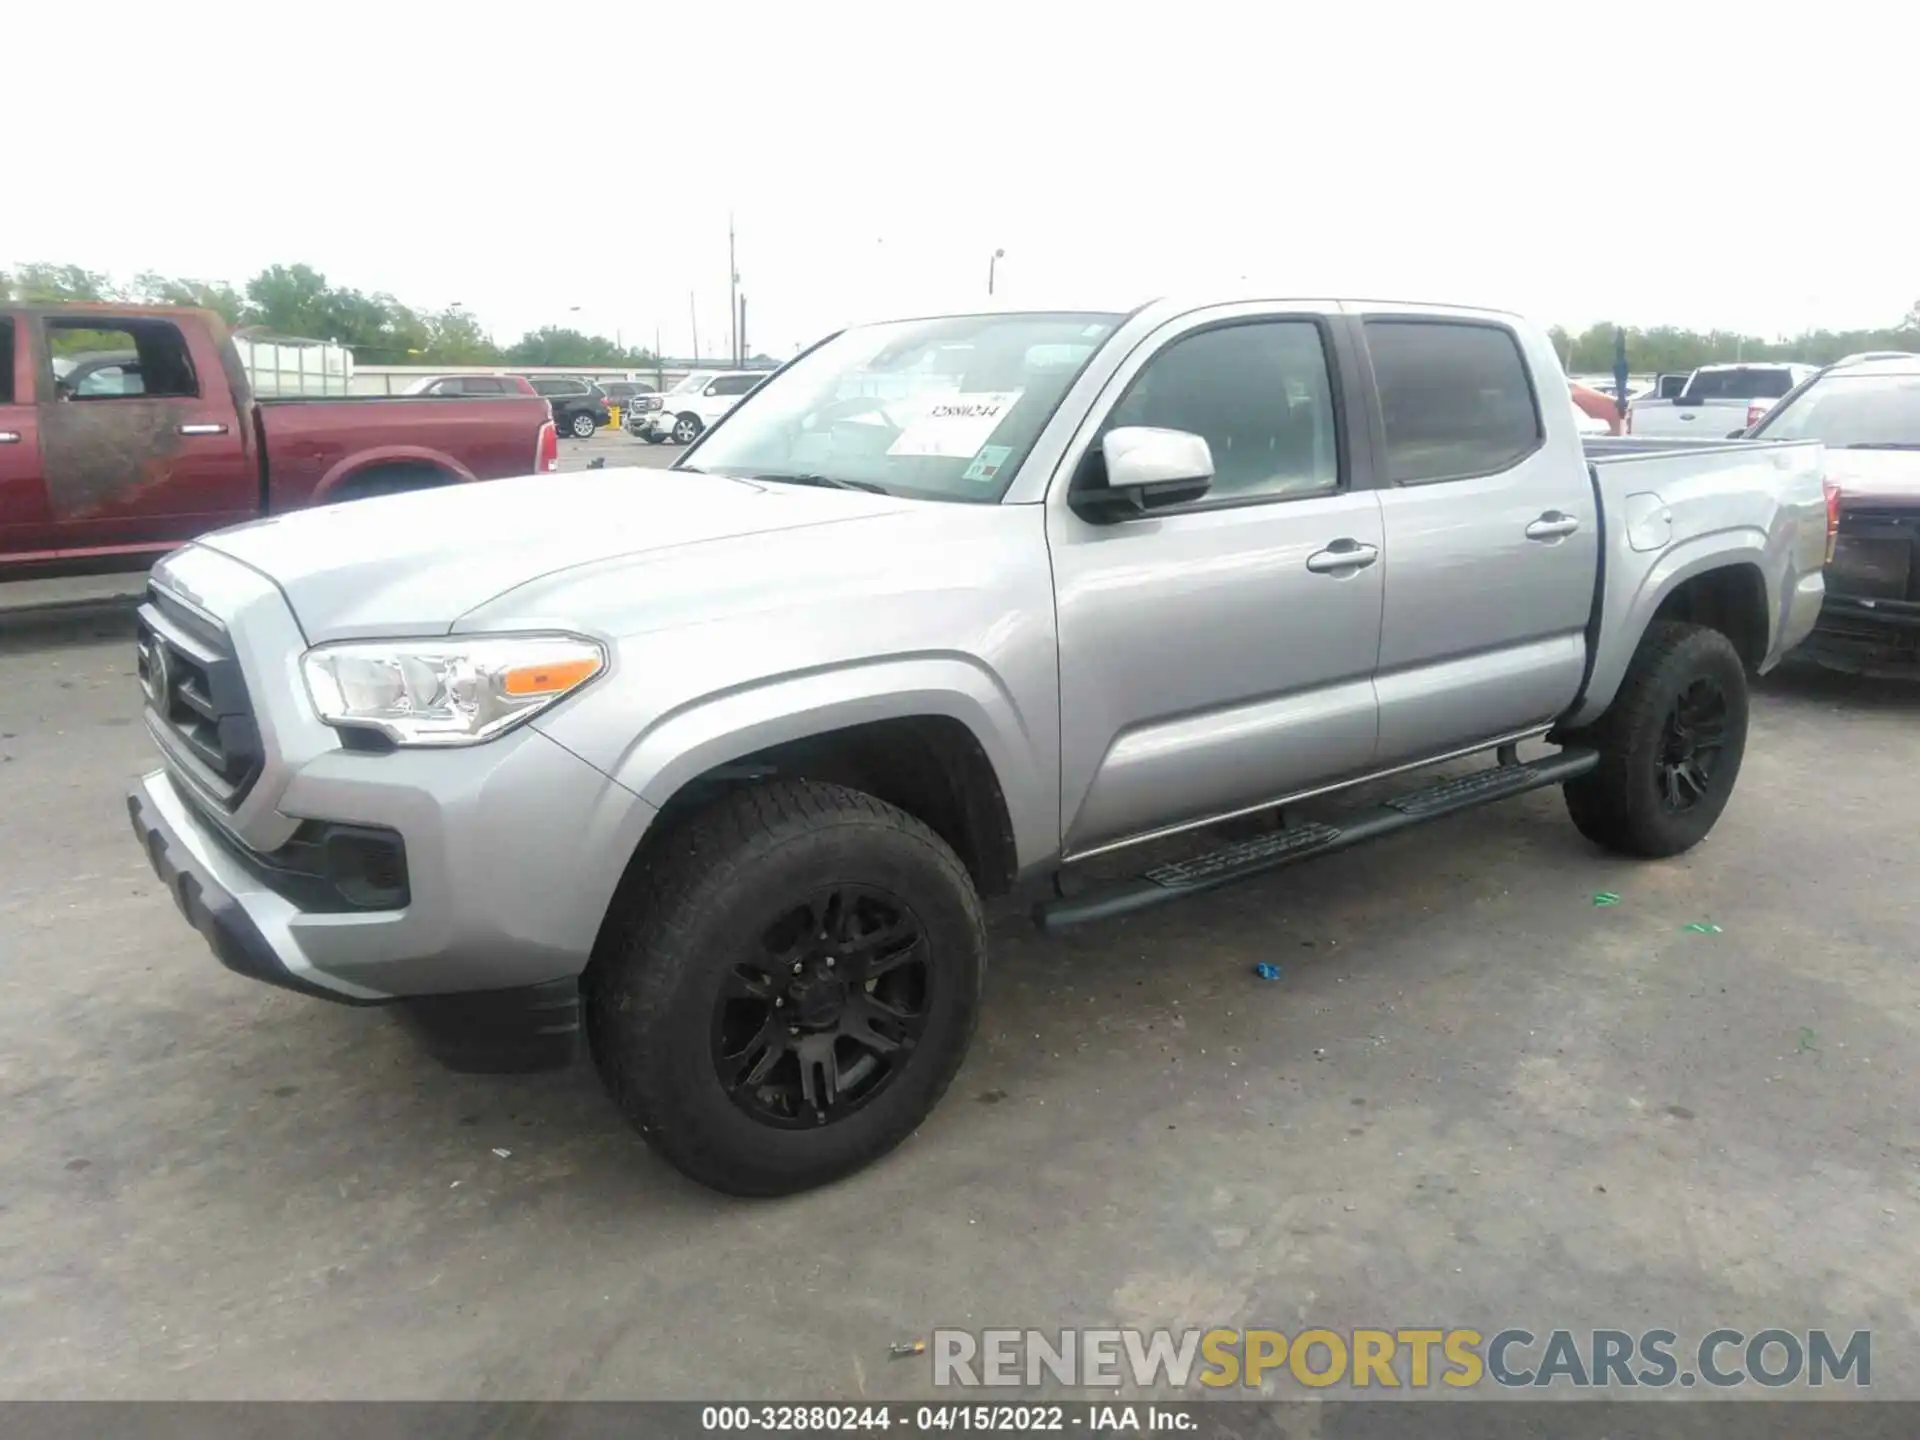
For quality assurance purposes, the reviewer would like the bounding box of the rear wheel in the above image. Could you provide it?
[586,779,985,1196]
[1559,620,1749,858]
[570,411,598,439]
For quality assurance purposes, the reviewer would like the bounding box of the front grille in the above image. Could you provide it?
[136,584,264,807]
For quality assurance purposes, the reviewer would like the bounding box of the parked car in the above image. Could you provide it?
[525,376,611,438]
[628,369,767,444]
[1743,351,1920,672]
[127,296,1828,1196]
[1627,362,1816,438]
[0,303,557,577]
[400,373,541,397]
[598,380,656,410]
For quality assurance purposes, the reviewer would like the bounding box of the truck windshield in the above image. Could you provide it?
[679,311,1121,502]
[1751,373,1920,447]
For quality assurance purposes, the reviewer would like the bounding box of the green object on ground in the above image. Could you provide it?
[1681,922,1723,934]
[1592,892,1620,907]
[1797,1027,1819,1054]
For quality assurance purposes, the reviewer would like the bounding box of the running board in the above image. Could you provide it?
[1033,747,1599,933]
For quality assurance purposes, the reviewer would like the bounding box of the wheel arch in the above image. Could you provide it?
[315,446,472,501]
[1566,533,1777,728]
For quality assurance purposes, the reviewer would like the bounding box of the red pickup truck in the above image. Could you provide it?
[0,303,558,577]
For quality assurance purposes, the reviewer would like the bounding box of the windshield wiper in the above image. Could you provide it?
[1837,442,1920,451]
[739,471,891,494]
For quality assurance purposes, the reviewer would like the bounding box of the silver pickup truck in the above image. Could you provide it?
[127,296,1831,1195]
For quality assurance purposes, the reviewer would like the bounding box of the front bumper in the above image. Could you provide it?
[126,544,661,1068]
[628,408,667,436]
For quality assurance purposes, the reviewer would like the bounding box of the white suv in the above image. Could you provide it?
[630,370,767,445]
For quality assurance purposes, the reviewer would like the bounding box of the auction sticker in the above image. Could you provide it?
[888,391,1023,458]
[961,444,1014,483]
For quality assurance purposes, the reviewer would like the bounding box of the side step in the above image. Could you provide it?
[1033,747,1598,933]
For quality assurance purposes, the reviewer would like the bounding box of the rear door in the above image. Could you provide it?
[35,313,254,554]
[0,315,56,559]
[703,373,759,423]
[1049,305,1386,856]
[1359,313,1599,763]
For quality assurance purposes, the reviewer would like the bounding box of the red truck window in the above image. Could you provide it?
[0,318,14,403]
[50,318,199,401]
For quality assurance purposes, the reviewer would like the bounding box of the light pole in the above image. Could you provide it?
[987,247,1005,297]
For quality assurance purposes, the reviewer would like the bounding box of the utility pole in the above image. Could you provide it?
[689,291,699,363]
[988,247,1005,296]
[738,294,748,366]
[728,212,739,369]
[654,324,663,390]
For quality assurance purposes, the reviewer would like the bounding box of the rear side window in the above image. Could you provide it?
[712,374,760,396]
[462,377,504,394]
[1365,320,1541,484]
[0,319,13,403]
[47,318,199,401]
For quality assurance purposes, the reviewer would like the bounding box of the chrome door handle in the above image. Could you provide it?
[0,431,20,444]
[1526,512,1581,541]
[1305,540,1379,575]
[176,423,228,436]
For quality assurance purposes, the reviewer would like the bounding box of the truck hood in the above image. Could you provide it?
[1825,448,1920,506]
[195,468,911,641]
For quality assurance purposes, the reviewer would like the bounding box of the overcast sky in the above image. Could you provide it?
[10,2,1909,357]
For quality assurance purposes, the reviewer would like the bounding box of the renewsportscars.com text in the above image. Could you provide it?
[932,1327,1871,1390]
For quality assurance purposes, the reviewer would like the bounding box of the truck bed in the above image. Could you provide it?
[1568,435,1829,726]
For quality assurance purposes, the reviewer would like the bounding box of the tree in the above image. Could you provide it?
[132,272,248,326]
[243,263,334,338]
[502,326,653,368]
[2,263,118,303]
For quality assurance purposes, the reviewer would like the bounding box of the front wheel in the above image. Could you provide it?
[671,413,703,445]
[586,779,986,1196]
[569,412,598,439]
[1559,620,1749,858]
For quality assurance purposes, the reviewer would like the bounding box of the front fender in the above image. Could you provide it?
[1566,526,1783,728]
[552,654,1060,873]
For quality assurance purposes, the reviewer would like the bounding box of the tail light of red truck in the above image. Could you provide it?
[536,420,559,473]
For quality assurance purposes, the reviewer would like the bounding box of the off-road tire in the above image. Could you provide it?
[586,779,986,1196]
[1559,620,1749,858]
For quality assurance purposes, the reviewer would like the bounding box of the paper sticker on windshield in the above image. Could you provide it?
[887,391,1023,458]
[961,445,1014,484]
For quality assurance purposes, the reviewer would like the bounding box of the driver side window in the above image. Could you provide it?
[1101,320,1340,504]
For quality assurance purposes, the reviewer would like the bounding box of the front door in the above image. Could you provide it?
[35,313,253,555]
[1357,314,1600,764]
[1049,308,1385,857]
[0,315,55,559]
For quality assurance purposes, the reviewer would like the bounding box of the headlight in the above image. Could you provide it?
[301,634,606,747]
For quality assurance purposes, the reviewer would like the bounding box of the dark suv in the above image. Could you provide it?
[526,377,611,438]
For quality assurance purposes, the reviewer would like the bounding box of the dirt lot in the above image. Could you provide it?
[2,557,1917,1399]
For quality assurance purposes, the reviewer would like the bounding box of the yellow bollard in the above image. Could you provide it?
[609,403,623,429]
